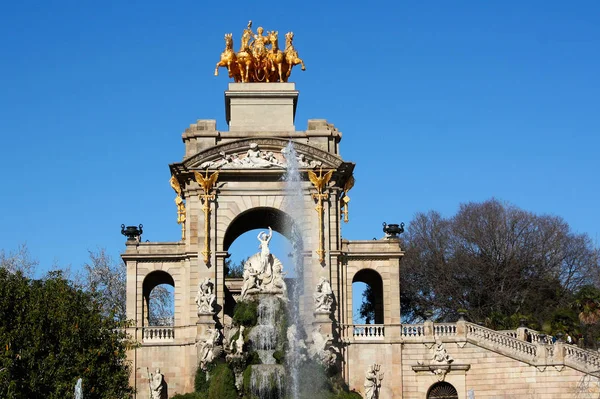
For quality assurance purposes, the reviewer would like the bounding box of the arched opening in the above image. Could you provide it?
[142,270,175,326]
[222,207,304,320]
[427,382,458,399]
[352,269,384,324]
[223,207,303,252]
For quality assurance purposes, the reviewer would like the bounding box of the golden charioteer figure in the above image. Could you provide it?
[215,21,306,83]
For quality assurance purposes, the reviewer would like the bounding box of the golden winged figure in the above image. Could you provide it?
[169,175,182,196]
[194,170,220,194]
[308,168,334,193]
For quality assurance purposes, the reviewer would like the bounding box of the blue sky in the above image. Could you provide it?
[1,1,599,277]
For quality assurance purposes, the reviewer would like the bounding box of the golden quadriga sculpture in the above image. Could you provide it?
[215,21,306,83]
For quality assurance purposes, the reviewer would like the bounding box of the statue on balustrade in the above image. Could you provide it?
[314,277,334,313]
[364,364,383,399]
[195,277,216,314]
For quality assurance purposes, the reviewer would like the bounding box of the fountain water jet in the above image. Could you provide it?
[282,141,307,399]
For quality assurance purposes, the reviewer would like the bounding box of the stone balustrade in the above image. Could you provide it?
[401,324,426,340]
[433,323,457,337]
[352,324,385,340]
[498,329,518,339]
[565,344,600,372]
[143,327,175,342]
[466,322,537,357]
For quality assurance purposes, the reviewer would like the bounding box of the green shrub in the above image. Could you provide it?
[194,364,210,394]
[273,350,285,364]
[233,301,258,327]
[207,363,238,399]
[171,393,202,399]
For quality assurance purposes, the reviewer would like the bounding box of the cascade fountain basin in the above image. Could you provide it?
[247,295,288,365]
[250,364,285,399]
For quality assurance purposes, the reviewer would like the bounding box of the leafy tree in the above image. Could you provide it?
[225,258,245,278]
[399,199,599,328]
[0,268,134,398]
[359,285,375,323]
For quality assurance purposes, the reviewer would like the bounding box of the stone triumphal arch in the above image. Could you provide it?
[123,22,600,399]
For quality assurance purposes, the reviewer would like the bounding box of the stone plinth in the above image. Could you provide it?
[313,311,333,336]
[225,83,298,131]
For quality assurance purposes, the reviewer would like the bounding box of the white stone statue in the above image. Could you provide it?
[364,364,383,399]
[74,378,83,399]
[228,325,245,354]
[432,340,453,364]
[197,328,221,370]
[195,277,216,314]
[257,226,273,274]
[147,368,165,399]
[200,143,285,169]
[239,228,287,301]
[314,277,334,313]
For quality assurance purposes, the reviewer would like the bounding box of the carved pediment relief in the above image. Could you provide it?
[183,138,344,170]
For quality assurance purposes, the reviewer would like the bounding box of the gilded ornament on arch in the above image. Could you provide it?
[169,175,186,241]
[308,168,334,264]
[194,170,220,265]
[215,20,306,83]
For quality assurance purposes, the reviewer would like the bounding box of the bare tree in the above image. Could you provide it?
[0,243,38,277]
[81,248,173,324]
[400,199,599,328]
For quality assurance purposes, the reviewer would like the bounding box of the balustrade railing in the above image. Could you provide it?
[433,323,457,337]
[353,324,385,340]
[498,329,518,339]
[401,324,425,339]
[466,323,536,357]
[143,326,175,342]
[565,345,600,371]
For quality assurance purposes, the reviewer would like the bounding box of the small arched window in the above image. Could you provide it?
[427,382,458,399]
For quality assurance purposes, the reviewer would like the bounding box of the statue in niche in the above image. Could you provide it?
[432,340,454,364]
[195,277,216,314]
[363,364,383,399]
[197,328,221,370]
[239,227,287,301]
[146,368,166,399]
[314,277,334,313]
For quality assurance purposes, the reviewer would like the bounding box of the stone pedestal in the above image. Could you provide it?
[225,83,298,131]
[196,313,215,341]
[313,311,333,336]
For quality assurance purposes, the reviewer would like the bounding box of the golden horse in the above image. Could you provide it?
[284,32,306,80]
[214,33,240,82]
[267,31,287,82]
[236,27,254,83]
